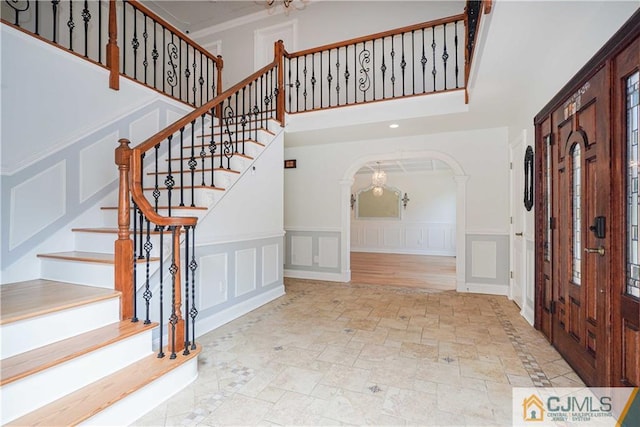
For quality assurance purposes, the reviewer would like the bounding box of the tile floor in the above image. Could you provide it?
[134,278,584,426]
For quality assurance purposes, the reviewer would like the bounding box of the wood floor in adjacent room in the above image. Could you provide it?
[350,252,456,290]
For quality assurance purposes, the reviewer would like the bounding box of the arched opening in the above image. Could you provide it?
[340,151,468,291]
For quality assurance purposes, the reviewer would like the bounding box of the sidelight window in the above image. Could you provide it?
[572,144,582,285]
[627,71,639,298]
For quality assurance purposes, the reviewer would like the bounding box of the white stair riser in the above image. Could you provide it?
[1,331,154,424]
[75,232,165,258]
[40,259,155,289]
[180,142,262,159]
[166,155,249,174]
[0,298,120,359]
[142,186,228,208]
[81,356,198,427]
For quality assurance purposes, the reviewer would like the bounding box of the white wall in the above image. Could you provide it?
[351,170,456,255]
[192,1,464,88]
[284,125,510,288]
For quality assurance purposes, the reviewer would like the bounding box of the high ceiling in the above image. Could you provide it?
[355,159,451,176]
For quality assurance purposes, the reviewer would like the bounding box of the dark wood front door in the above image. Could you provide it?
[549,66,610,386]
[535,12,640,387]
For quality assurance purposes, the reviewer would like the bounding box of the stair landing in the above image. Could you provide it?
[0,279,120,325]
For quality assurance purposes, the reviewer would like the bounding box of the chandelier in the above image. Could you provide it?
[371,162,387,197]
[262,0,308,15]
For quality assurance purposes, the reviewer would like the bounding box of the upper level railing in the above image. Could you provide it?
[1,0,223,107]
[282,14,465,113]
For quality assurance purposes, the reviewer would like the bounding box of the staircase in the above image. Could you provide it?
[0,119,280,425]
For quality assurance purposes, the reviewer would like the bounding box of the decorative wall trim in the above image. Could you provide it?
[458,282,509,296]
[351,220,455,256]
[284,229,342,275]
[283,269,350,283]
[465,233,510,287]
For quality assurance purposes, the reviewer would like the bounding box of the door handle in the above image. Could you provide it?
[515,232,523,237]
[584,246,605,256]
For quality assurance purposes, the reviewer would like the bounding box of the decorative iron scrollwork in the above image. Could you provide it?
[358,49,371,92]
[524,145,534,211]
[166,42,179,88]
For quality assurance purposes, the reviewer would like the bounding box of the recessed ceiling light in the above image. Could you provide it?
[389,123,399,129]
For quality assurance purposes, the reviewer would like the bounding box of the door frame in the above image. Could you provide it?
[509,129,527,311]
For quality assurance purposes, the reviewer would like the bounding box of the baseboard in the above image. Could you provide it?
[457,282,508,296]
[284,269,349,283]
[351,248,456,256]
[195,285,286,338]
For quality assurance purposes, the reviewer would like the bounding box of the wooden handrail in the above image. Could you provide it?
[285,13,465,59]
[126,0,223,69]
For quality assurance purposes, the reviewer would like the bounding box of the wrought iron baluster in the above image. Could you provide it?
[253,80,259,140]
[167,33,178,98]
[295,57,301,113]
[442,23,449,90]
[241,87,247,155]
[421,28,427,93]
[401,33,406,96]
[98,0,101,62]
[82,0,91,57]
[143,217,152,324]
[209,107,216,187]
[247,83,253,145]
[234,93,239,153]
[184,43,190,105]
[153,144,160,213]
[132,8,139,79]
[303,56,308,111]
[179,127,185,207]
[390,37,395,98]
[192,53,197,106]
[381,38,386,99]
[35,0,38,34]
[189,120,196,207]
[411,30,415,95]
[183,227,191,355]
[290,57,295,113]
[138,153,145,259]
[152,22,158,88]
[131,201,139,323]
[358,42,371,102]
[52,0,60,44]
[179,39,183,102]
[165,135,174,216]
[219,100,224,169]
[121,0,125,71]
[168,226,178,360]
[200,114,206,186]
[327,49,332,106]
[454,20,459,88]
[432,26,436,91]
[223,99,234,170]
[162,29,166,93]
[143,14,148,84]
[67,1,74,51]
[336,48,341,106]
[260,74,265,129]
[189,225,198,350]
[344,47,349,104]
[311,53,316,108]
[157,226,165,358]
[199,53,204,107]
[6,0,30,27]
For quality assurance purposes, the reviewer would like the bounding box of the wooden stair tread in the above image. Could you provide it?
[6,346,201,427]
[1,320,157,386]
[167,153,253,161]
[201,127,275,137]
[37,251,159,264]
[100,206,208,211]
[0,280,120,326]
[147,167,241,176]
[142,184,227,191]
[187,139,265,147]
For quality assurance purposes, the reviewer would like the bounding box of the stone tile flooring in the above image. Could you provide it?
[134,278,584,426]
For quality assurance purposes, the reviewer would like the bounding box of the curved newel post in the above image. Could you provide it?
[107,0,120,90]
[115,138,133,320]
[169,225,185,356]
[275,40,286,126]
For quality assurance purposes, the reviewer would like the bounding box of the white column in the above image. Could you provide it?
[454,175,469,291]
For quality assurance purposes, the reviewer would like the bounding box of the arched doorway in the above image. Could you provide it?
[340,151,468,291]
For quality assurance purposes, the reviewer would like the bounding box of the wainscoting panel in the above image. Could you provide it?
[199,253,228,310]
[235,248,257,297]
[262,244,279,287]
[9,161,66,250]
[79,131,119,203]
[285,229,343,280]
[351,221,455,256]
[129,109,160,146]
[464,233,510,295]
